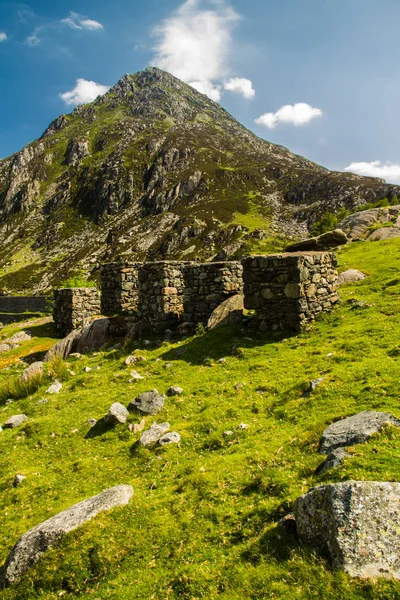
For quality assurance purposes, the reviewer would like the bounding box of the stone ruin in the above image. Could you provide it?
[53,252,339,335]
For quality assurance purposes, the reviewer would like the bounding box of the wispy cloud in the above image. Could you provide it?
[0,32,7,42]
[255,103,322,129]
[61,12,104,31]
[345,161,400,185]
[25,30,41,46]
[59,78,109,106]
[152,0,254,103]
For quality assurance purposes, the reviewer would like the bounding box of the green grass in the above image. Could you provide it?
[1,239,400,598]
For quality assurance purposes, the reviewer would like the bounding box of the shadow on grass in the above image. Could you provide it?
[160,323,289,366]
[84,417,114,439]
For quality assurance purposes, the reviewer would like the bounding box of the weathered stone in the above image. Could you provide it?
[13,475,26,487]
[128,389,165,415]
[128,418,145,433]
[53,288,101,335]
[125,354,146,365]
[167,386,183,396]
[316,448,349,475]
[129,370,144,380]
[19,362,43,384]
[105,402,129,425]
[319,410,400,454]
[1,484,133,586]
[295,481,400,579]
[46,380,62,394]
[285,229,347,252]
[206,294,244,329]
[158,431,181,445]
[4,415,28,429]
[8,332,32,344]
[338,269,367,285]
[87,418,97,428]
[139,422,170,447]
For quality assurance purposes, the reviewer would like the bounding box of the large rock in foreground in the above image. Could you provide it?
[1,484,133,586]
[295,481,400,579]
[319,410,400,454]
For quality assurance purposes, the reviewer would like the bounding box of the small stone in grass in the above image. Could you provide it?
[167,386,183,396]
[158,432,181,445]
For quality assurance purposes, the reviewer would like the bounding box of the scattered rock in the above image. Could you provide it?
[67,369,76,377]
[303,378,324,397]
[129,370,144,380]
[35,399,48,406]
[13,474,26,487]
[167,386,183,396]
[125,354,146,365]
[316,448,349,475]
[1,484,134,586]
[217,358,227,364]
[128,389,165,415]
[0,343,18,354]
[319,410,400,454]
[368,227,400,241]
[4,415,28,429]
[8,332,32,344]
[105,402,129,425]
[46,380,62,394]
[70,353,82,359]
[164,362,173,369]
[285,229,348,252]
[82,366,92,373]
[19,361,43,383]
[295,481,400,579]
[158,431,181,445]
[234,382,245,391]
[223,430,234,437]
[202,358,213,366]
[87,418,97,428]
[237,423,248,430]
[338,269,367,285]
[206,294,244,329]
[139,422,170,447]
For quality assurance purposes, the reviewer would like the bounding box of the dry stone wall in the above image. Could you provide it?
[59,253,339,335]
[242,251,339,332]
[53,288,101,335]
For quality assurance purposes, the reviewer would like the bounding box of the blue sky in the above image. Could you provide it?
[0,0,399,182]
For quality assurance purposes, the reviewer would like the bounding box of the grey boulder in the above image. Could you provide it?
[295,481,400,579]
[128,389,165,415]
[316,448,349,475]
[46,380,62,394]
[4,415,28,429]
[285,229,347,252]
[105,402,129,425]
[139,422,170,447]
[1,484,133,586]
[206,294,244,330]
[338,269,367,285]
[319,410,400,454]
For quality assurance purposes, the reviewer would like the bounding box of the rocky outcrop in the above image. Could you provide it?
[0,484,133,586]
[338,206,400,240]
[319,410,400,454]
[295,481,400,579]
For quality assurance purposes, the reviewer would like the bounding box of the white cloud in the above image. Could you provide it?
[61,12,104,31]
[152,0,253,103]
[255,103,323,129]
[344,161,400,184]
[59,78,109,106]
[0,32,7,42]
[224,77,255,99]
[189,80,222,102]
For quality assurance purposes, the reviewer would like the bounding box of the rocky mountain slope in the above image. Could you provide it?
[0,67,398,293]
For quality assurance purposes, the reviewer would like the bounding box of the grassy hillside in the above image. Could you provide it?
[1,239,400,599]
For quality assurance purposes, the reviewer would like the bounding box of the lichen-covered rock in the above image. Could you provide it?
[105,402,129,425]
[0,484,133,586]
[128,389,165,415]
[139,422,170,447]
[295,481,400,579]
[158,431,181,445]
[319,410,400,454]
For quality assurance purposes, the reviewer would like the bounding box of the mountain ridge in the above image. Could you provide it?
[0,66,398,293]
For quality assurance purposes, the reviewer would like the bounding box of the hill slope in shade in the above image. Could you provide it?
[0,67,398,293]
